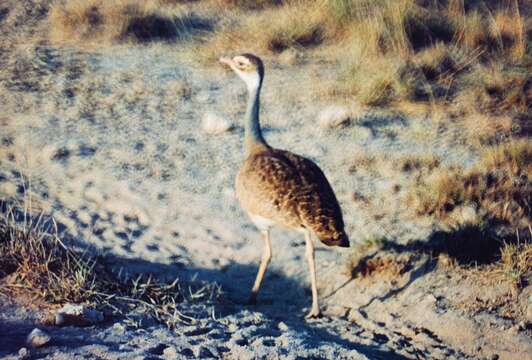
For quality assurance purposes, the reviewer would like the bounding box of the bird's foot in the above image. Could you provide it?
[246,293,257,306]
[305,307,322,319]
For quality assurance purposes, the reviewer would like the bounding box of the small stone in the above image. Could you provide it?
[317,105,351,129]
[201,112,232,135]
[26,328,51,348]
[460,205,478,224]
[277,321,289,332]
[352,126,373,141]
[18,347,29,359]
[55,304,104,326]
[111,322,126,335]
[162,346,178,359]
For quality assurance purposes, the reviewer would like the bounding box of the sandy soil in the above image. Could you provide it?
[0,15,531,360]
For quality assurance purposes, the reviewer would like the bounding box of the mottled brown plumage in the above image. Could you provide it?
[219,53,349,318]
[236,144,349,247]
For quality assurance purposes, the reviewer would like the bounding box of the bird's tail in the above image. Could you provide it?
[319,231,350,248]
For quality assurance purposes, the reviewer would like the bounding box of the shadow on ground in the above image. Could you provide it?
[108,256,409,359]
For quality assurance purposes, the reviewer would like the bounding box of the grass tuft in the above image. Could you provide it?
[414,146,530,227]
[0,200,220,328]
[48,0,212,45]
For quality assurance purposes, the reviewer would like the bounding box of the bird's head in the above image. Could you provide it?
[219,53,264,91]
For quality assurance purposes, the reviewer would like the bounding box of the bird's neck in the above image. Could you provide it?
[244,81,267,155]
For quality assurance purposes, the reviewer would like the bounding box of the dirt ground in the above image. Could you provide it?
[0,2,530,359]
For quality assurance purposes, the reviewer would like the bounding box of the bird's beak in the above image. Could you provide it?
[219,56,234,67]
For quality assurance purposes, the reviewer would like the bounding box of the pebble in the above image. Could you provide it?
[26,328,51,348]
[112,322,126,335]
[162,346,178,359]
[55,304,104,326]
[317,105,351,128]
[460,205,478,224]
[201,112,232,135]
[18,347,29,359]
[352,125,373,141]
[277,321,289,332]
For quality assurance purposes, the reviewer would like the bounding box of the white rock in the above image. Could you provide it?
[352,126,373,141]
[55,304,104,326]
[317,105,351,129]
[111,323,126,335]
[18,347,29,358]
[163,345,178,359]
[201,112,232,135]
[460,205,478,224]
[26,328,51,348]
[277,321,289,332]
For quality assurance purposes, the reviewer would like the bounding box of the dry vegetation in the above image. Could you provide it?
[41,0,532,132]
[1,0,530,340]
[0,200,220,328]
[410,140,531,232]
[48,0,212,44]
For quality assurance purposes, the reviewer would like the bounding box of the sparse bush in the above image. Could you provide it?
[0,200,220,328]
[410,140,531,232]
[48,0,211,45]
[498,241,531,289]
[339,0,530,107]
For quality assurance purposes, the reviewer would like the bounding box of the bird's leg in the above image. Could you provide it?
[304,230,321,319]
[248,230,271,304]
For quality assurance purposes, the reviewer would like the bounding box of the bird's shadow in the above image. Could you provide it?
[0,204,407,359]
[118,256,409,359]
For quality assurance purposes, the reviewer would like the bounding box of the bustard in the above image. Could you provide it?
[220,54,349,318]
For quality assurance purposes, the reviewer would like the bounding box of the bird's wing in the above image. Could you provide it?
[237,148,347,245]
[237,149,303,229]
[277,150,346,245]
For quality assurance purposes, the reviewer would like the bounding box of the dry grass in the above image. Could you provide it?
[406,140,531,267]
[497,240,532,289]
[43,0,531,123]
[215,0,282,9]
[48,0,211,45]
[323,0,531,113]
[410,140,531,231]
[0,199,220,328]
[348,243,412,281]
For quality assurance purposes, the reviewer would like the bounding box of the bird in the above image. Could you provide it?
[219,53,349,319]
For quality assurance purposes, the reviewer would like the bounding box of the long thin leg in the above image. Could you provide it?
[248,230,272,304]
[305,230,321,318]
